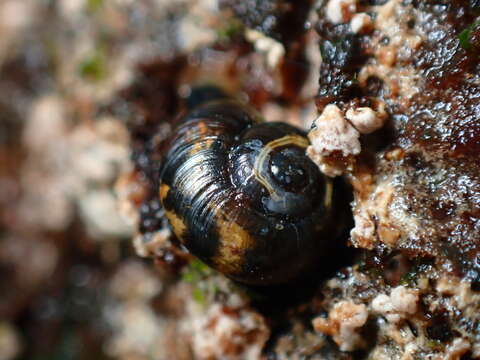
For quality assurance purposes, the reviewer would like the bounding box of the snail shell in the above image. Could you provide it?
[159,99,334,285]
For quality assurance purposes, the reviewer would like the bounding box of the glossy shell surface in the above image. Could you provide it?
[160,100,334,284]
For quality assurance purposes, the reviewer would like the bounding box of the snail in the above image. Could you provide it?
[159,90,337,285]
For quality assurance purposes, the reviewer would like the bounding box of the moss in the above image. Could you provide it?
[79,49,107,81]
[399,268,419,286]
[86,0,104,14]
[216,19,244,43]
[458,19,480,49]
[182,259,213,283]
[182,259,216,304]
[425,339,444,351]
[192,287,206,304]
[400,260,434,287]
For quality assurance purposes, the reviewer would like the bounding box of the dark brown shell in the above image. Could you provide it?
[159,100,336,285]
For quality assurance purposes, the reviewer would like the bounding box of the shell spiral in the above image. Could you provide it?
[159,100,334,285]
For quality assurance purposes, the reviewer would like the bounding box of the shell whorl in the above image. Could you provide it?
[159,100,333,285]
